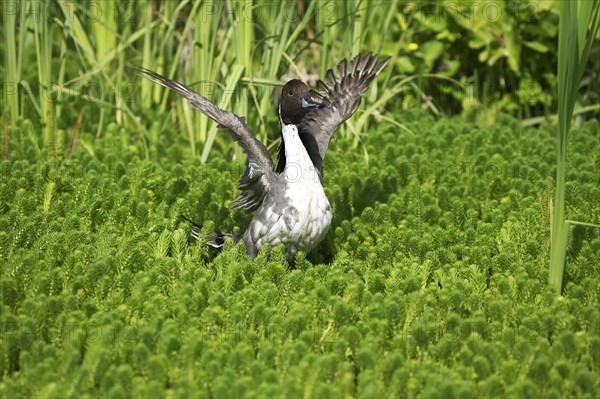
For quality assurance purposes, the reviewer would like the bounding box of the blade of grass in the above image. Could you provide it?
[201,64,246,163]
[284,0,318,50]
[162,1,202,155]
[54,31,68,123]
[230,0,254,162]
[140,4,154,109]
[145,1,189,108]
[256,1,295,143]
[57,1,96,64]
[33,0,54,151]
[94,0,117,73]
[316,0,340,77]
[520,104,600,127]
[550,0,600,294]
[3,115,9,160]
[4,0,21,124]
[565,220,600,228]
[19,80,43,119]
[182,1,235,157]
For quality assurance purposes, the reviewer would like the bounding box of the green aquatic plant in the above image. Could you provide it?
[2,109,598,397]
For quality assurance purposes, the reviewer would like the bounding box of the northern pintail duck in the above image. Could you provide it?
[136,53,390,263]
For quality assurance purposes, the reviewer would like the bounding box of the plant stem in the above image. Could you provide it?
[549,0,600,294]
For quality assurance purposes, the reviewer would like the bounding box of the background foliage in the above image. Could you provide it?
[2,0,599,158]
[1,0,599,397]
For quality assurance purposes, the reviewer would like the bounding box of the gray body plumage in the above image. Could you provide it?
[135,53,390,263]
[242,123,332,261]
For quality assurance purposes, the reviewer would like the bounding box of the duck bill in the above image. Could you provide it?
[301,95,321,109]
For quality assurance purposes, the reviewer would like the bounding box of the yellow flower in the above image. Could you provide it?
[408,43,419,51]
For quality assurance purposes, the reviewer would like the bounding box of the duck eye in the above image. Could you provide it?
[288,90,294,96]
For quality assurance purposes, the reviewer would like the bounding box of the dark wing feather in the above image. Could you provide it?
[298,53,391,174]
[135,67,274,212]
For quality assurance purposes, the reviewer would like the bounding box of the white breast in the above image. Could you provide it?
[243,124,332,260]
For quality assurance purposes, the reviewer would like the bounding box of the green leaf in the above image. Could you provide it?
[505,32,521,73]
[523,41,549,53]
[396,56,416,73]
[419,41,445,68]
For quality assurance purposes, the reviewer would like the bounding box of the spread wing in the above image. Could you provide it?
[135,68,274,212]
[295,53,391,175]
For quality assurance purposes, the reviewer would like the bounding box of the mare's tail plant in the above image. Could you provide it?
[550,0,600,294]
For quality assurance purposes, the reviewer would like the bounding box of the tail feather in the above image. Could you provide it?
[207,232,233,248]
[180,215,234,249]
[190,225,202,241]
[180,215,202,240]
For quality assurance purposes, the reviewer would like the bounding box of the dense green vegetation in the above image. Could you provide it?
[1,0,599,397]
[1,111,599,397]
[3,0,599,151]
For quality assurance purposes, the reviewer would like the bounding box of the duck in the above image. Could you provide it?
[136,53,390,263]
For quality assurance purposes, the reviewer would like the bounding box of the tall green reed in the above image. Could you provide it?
[6,0,398,161]
[550,0,600,294]
[3,1,21,126]
[32,0,55,158]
